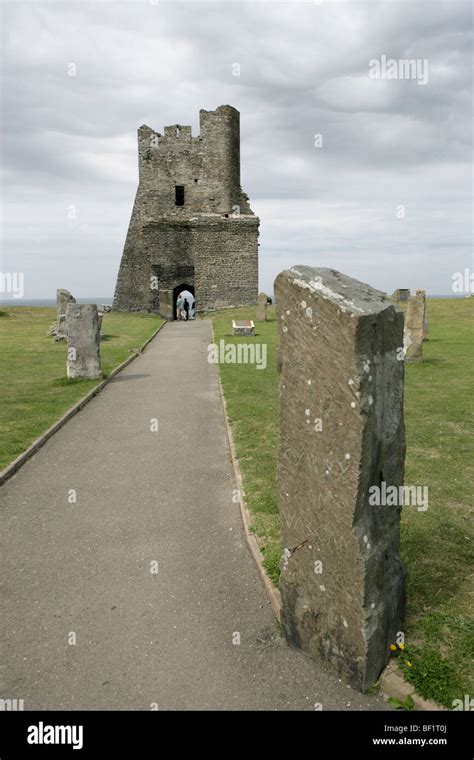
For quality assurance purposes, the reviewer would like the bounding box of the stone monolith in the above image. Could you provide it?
[57,288,76,315]
[158,290,173,321]
[53,314,67,342]
[47,289,76,339]
[256,292,268,322]
[274,266,406,692]
[423,299,429,341]
[404,290,425,362]
[66,304,101,379]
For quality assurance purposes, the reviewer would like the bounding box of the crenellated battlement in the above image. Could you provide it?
[136,105,242,216]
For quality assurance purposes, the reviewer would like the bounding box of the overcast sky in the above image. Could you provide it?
[1,0,472,299]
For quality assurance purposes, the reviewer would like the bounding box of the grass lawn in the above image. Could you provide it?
[0,307,163,470]
[212,298,474,707]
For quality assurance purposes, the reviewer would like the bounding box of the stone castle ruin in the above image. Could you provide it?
[113,105,259,319]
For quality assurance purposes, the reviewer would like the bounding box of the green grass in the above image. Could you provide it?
[0,307,163,470]
[212,308,281,583]
[212,299,474,707]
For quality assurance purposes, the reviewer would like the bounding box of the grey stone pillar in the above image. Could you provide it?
[57,288,75,315]
[66,304,102,379]
[48,289,76,339]
[159,289,174,321]
[423,299,429,342]
[53,314,67,342]
[404,289,425,362]
[256,292,268,321]
[274,266,406,692]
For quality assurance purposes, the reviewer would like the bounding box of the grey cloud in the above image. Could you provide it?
[0,0,471,297]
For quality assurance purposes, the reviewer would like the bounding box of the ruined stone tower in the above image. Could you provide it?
[113,105,259,318]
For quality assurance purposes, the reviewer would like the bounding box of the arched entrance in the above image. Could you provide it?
[173,284,195,320]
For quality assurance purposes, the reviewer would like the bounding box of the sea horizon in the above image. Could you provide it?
[0,294,470,308]
[0,298,114,308]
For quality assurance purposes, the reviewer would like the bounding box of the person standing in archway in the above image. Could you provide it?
[176,292,184,320]
[183,297,190,321]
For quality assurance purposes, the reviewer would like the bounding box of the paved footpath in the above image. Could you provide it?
[0,320,386,710]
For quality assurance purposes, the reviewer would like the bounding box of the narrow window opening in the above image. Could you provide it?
[175,185,185,206]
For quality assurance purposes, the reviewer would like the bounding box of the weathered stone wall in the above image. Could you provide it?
[112,191,150,312]
[193,217,259,313]
[136,106,241,216]
[114,216,257,314]
[275,266,406,692]
[113,105,258,315]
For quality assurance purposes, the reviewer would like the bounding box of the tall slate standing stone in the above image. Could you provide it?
[256,292,268,322]
[57,288,76,315]
[47,289,76,339]
[274,266,406,692]
[53,314,67,342]
[404,289,425,362]
[66,304,102,379]
[423,299,429,341]
[159,289,173,321]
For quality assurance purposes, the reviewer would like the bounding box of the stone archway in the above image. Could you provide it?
[173,284,195,320]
